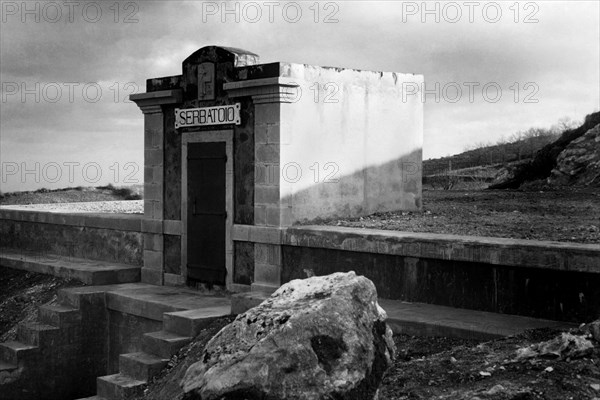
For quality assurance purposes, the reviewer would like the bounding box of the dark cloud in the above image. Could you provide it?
[1,1,598,191]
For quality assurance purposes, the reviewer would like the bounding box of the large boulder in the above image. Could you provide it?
[181,271,395,400]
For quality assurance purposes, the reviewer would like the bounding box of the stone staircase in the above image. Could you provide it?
[0,302,81,366]
[0,297,87,399]
[0,282,231,400]
[78,307,229,400]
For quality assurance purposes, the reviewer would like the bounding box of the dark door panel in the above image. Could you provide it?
[187,142,227,286]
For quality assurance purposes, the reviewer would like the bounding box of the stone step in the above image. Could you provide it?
[105,285,231,321]
[96,373,145,400]
[0,250,140,285]
[38,303,81,327]
[163,306,231,337]
[142,331,191,359]
[379,299,577,340]
[231,292,575,340]
[17,322,61,346]
[0,341,38,365]
[57,283,154,309]
[0,360,18,372]
[119,352,168,382]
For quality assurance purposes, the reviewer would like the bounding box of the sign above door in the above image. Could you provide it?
[175,103,241,129]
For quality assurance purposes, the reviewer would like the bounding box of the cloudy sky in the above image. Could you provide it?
[1,0,598,192]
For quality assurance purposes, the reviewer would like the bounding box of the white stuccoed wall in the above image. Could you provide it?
[278,63,423,223]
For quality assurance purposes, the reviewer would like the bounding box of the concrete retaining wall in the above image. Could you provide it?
[232,224,600,323]
[0,209,143,266]
[1,207,597,323]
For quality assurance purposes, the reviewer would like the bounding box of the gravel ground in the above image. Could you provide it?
[0,200,143,214]
[315,189,600,244]
[2,189,598,244]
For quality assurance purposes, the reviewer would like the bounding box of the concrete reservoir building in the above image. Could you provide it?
[130,45,423,293]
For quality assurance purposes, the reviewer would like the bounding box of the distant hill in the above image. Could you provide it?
[422,114,598,190]
[0,184,143,205]
[424,134,560,177]
[489,111,600,189]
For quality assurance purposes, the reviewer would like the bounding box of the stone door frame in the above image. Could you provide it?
[181,130,234,289]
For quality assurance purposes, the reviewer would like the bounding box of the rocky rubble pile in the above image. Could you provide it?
[549,124,600,187]
[489,111,600,189]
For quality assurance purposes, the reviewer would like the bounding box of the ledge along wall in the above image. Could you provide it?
[232,224,600,323]
[0,208,143,266]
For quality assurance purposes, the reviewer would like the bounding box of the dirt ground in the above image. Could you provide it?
[318,188,600,244]
[380,328,600,400]
[0,266,80,342]
[0,266,598,399]
[136,318,600,400]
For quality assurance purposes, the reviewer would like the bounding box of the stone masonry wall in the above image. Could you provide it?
[0,211,142,266]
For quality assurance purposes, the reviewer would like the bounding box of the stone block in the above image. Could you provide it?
[250,282,279,294]
[153,201,164,220]
[145,184,163,202]
[255,186,280,205]
[144,233,163,252]
[255,125,268,144]
[254,206,266,226]
[280,206,293,227]
[230,291,269,314]
[248,226,283,244]
[141,268,163,285]
[144,250,163,270]
[145,149,163,166]
[141,219,163,233]
[142,331,191,359]
[164,273,185,287]
[232,225,251,241]
[144,124,163,149]
[255,243,281,265]
[265,206,281,227]
[145,166,164,185]
[119,352,168,382]
[163,307,231,337]
[255,163,279,186]
[266,123,280,143]
[229,283,252,294]
[255,143,280,163]
[254,103,280,124]
[163,220,182,235]
[144,200,155,218]
[97,373,145,400]
[253,262,281,287]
